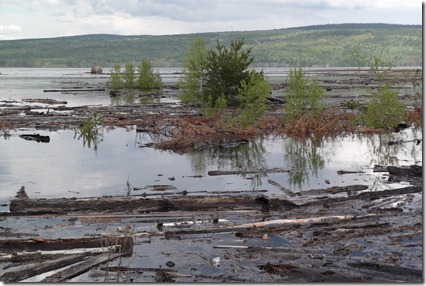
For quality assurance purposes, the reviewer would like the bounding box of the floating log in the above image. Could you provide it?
[387,165,422,177]
[19,133,50,143]
[41,253,123,283]
[44,88,105,92]
[208,168,291,176]
[337,170,365,175]
[267,179,299,197]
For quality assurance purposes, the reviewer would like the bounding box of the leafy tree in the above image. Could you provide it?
[203,39,253,107]
[109,64,123,90]
[137,59,162,90]
[362,82,405,129]
[123,62,136,89]
[283,66,325,123]
[361,58,405,129]
[179,38,207,105]
[236,71,271,127]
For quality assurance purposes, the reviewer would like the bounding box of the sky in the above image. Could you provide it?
[0,0,423,40]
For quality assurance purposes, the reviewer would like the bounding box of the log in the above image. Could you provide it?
[19,134,50,143]
[41,253,122,283]
[22,98,68,105]
[0,254,85,282]
[337,170,365,175]
[267,179,298,197]
[208,168,291,176]
[44,88,105,92]
[0,236,133,255]
[9,194,298,215]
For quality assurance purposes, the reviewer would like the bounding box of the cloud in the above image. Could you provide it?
[0,24,22,32]
[0,0,422,39]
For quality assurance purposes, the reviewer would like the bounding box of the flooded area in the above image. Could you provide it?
[0,68,422,282]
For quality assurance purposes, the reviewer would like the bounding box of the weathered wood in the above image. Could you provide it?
[9,194,297,215]
[44,88,105,92]
[0,236,133,255]
[41,253,122,283]
[0,254,85,282]
[268,179,298,197]
[337,170,365,175]
[19,133,50,143]
[165,214,374,238]
[208,168,291,176]
[22,98,68,104]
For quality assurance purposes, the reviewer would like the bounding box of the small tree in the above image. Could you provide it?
[283,66,324,123]
[236,71,271,127]
[137,59,162,90]
[203,39,253,107]
[179,38,207,105]
[109,64,123,90]
[123,62,136,89]
[362,83,405,129]
[361,57,405,130]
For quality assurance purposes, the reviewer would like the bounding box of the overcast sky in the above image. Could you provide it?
[0,0,422,40]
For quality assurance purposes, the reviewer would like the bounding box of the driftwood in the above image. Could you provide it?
[208,168,291,176]
[22,98,68,105]
[0,236,133,255]
[41,253,123,283]
[337,170,365,175]
[267,179,299,197]
[0,254,86,282]
[44,88,105,92]
[9,195,298,215]
[19,134,50,143]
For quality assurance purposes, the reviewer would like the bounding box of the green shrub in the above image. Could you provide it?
[178,38,207,105]
[235,71,271,127]
[203,39,253,107]
[109,64,123,90]
[283,66,325,123]
[123,62,136,89]
[137,59,162,90]
[362,82,405,129]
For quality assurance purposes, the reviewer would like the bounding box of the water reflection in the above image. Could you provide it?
[360,127,422,166]
[188,138,268,189]
[284,137,326,190]
[110,92,161,105]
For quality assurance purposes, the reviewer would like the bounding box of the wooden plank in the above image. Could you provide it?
[0,254,85,282]
[41,253,122,282]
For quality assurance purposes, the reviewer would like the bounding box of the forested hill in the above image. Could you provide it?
[0,23,421,68]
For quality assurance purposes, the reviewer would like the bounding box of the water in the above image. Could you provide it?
[0,68,422,210]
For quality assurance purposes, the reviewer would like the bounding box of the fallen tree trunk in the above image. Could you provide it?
[0,236,133,255]
[9,194,298,215]
[0,254,86,282]
[44,88,105,92]
[208,168,291,176]
[41,253,123,283]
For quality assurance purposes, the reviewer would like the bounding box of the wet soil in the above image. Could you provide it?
[0,68,423,282]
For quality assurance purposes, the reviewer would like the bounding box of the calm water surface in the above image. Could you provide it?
[0,68,422,210]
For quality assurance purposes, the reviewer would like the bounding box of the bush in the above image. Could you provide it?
[137,59,162,90]
[362,82,405,129]
[283,66,324,123]
[123,62,136,89]
[235,71,271,127]
[203,39,253,107]
[109,64,123,90]
[178,38,207,105]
